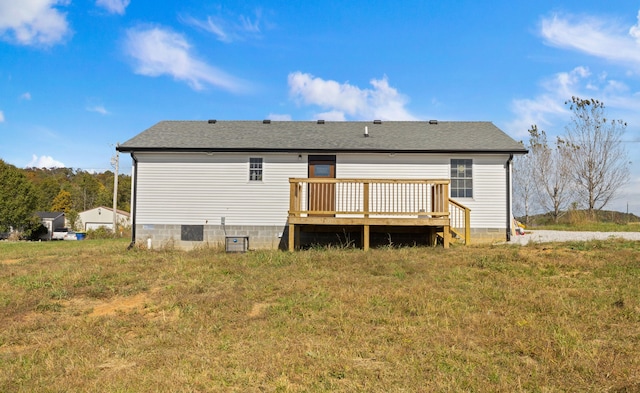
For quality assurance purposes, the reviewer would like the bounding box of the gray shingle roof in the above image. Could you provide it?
[117,120,527,154]
[36,212,64,220]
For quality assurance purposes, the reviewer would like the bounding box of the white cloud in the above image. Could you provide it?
[180,9,264,43]
[508,95,566,137]
[288,72,418,121]
[180,15,231,43]
[96,0,130,15]
[540,12,640,68]
[20,92,32,100]
[0,110,4,122]
[87,105,109,115]
[315,111,346,121]
[27,154,65,168]
[630,11,640,41]
[512,9,640,138]
[0,0,70,46]
[505,66,640,137]
[124,25,248,92]
[267,113,292,121]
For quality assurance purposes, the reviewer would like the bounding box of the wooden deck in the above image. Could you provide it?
[288,178,470,250]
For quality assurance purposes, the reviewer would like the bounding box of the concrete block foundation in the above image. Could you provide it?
[135,224,508,250]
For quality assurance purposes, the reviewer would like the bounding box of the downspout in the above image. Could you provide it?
[505,154,513,242]
[127,152,138,250]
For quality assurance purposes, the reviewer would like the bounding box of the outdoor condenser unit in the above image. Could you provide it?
[225,236,249,253]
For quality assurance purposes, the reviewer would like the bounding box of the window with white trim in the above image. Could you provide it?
[249,157,263,181]
[450,159,472,198]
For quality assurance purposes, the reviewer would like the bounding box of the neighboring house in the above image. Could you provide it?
[36,211,65,241]
[117,120,528,250]
[77,206,131,231]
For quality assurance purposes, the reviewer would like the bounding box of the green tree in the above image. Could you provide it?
[35,177,62,211]
[0,160,38,232]
[72,171,101,211]
[117,174,131,212]
[51,190,73,213]
[66,209,81,231]
[93,171,132,212]
[564,97,630,212]
[21,215,47,240]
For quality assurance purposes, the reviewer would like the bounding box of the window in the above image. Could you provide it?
[313,164,331,177]
[450,159,472,198]
[249,157,263,181]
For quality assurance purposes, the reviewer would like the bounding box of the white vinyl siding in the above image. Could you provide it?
[336,153,449,179]
[337,153,509,229]
[458,155,509,229]
[135,152,306,226]
[134,152,510,230]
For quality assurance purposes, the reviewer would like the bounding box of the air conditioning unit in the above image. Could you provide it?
[225,236,249,253]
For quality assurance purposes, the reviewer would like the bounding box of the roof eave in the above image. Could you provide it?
[117,146,528,154]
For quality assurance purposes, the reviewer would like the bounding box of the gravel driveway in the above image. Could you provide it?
[507,230,640,245]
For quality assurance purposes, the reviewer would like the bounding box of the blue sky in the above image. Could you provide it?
[1,0,639,213]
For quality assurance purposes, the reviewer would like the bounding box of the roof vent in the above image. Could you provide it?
[429,120,438,125]
[373,119,382,124]
[317,120,325,124]
[263,119,271,124]
[364,126,369,137]
[208,119,217,124]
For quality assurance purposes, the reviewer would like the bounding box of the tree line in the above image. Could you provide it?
[0,161,131,236]
[513,96,631,223]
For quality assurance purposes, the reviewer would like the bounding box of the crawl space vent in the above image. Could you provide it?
[225,236,249,252]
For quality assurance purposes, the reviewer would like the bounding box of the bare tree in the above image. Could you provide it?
[527,125,576,223]
[512,151,535,224]
[564,97,630,213]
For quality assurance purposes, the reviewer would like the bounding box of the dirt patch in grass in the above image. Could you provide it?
[88,292,150,316]
[54,291,157,317]
[247,302,274,318]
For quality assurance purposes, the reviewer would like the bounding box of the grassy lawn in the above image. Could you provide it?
[1,239,639,392]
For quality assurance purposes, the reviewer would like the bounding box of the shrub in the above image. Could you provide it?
[86,227,114,239]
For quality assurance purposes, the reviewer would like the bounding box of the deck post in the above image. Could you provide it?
[288,223,295,252]
[295,225,300,250]
[363,224,370,251]
[289,181,297,215]
[464,207,471,245]
[443,224,451,249]
[427,227,436,247]
[363,182,370,218]
[444,183,450,248]
[363,182,370,251]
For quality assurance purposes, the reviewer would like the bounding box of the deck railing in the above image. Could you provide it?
[288,178,471,248]
[449,199,471,245]
[289,178,451,218]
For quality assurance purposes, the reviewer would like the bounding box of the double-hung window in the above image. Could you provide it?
[450,159,472,198]
[249,158,263,181]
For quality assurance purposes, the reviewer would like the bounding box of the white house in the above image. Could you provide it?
[36,211,65,241]
[77,206,131,231]
[117,120,527,250]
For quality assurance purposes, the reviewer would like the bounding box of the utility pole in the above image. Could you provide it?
[112,143,119,236]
